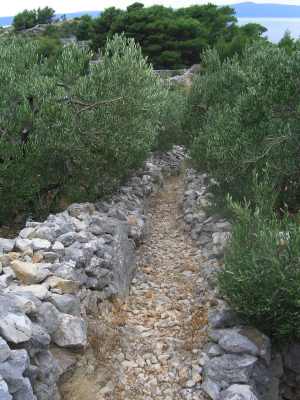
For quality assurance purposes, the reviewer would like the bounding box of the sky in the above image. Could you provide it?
[1,0,300,16]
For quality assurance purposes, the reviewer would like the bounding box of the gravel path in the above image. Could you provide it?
[61,174,209,400]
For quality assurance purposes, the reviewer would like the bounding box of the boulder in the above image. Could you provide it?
[209,329,233,343]
[0,294,32,344]
[110,223,136,296]
[33,381,61,400]
[53,262,87,286]
[11,293,39,316]
[10,260,51,284]
[28,226,56,242]
[67,203,95,219]
[202,377,221,399]
[0,253,20,267]
[33,382,60,400]
[108,207,127,221]
[88,216,116,236]
[69,216,88,232]
[19,228,35,239]
[238,327,271,365]
[36,302,61,335]
[33,350,60,386]
[57,232,79,247]
[40,252,59,263]
[204,354,258,389]
[63,245,85,266]
[0,338,10,363]
[51,347,78,380]
[2,266,16,279]
[0,274,12,289]
[48,293,80,315]
[210,327,271,365]
[0,239,15,253]
[52,241,64,254]
[218,330,259,357]
[13,377,36,400]
[12,285,49,300]
[207,343,224,357]
[84,259,113,289]
[0,349,30,393]
[212,232,231,256]
[52,315,87,349]
[15,238,32,253]
[22,323,51,357]
[215,221,232,232]
[219,384,258,400]
[51,220,74,238]
[0,376,12,400]
[45,276,80,294]
[31,239,51,251]
[13,291,43,313]
[0,309,32,344]
[208,307,240,329]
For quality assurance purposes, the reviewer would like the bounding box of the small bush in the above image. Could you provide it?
[0,35,165,224]
[154,86,187,151]
[13,7,55,31]
[187,42,300,212]
[219,188,300,343]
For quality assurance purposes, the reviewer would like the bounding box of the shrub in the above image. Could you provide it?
[183,49,246,148]
[13,7,55,31]
[63,35,165,198]
[35,36,62,64]
[36,7,55,25]
[187,42,300,212]
[13,9,37,31]
[154,86,187,151]
[219,189,300,342]
[186,42,300,343]
[0,35,165,224]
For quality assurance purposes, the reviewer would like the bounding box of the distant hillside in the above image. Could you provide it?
[233,2,300,18]
[0,11,101,27]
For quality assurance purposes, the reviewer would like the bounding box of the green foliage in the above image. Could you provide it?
[0,35,166,223]
[48,4,265,69]
[219,189,300,342]
[36,7,55,24]
[13,7,55,31]
[215,23,267,60]
[91,4,265,68]
[154,86,187,151]
[12,4,266,68]
[187,42,300,211]
[35,36,62,64]
[13,10,37,31]
[186,41,300,343]
[75,15,94,41]
[278,30,300,55]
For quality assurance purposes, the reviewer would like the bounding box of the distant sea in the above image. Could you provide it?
[238,17,300,43]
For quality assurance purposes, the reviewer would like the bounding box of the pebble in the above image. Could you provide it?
[100,176,210,399]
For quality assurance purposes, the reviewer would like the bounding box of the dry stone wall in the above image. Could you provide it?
[1,148,299,400]
[183,168,300,400]
[0,147,184,400]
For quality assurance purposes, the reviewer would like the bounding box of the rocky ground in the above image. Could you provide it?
[1,149,298,400]
[61,174,210,400]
